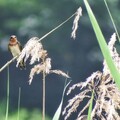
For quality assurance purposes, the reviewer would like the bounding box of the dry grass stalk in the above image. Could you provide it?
[71,7,82,39]
[29,58,51,84]
[63,33,120,120]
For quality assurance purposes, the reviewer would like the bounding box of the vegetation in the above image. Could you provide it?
[0,0,120,120]
[0,103,51,120]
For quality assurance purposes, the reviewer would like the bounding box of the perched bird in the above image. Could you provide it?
[8,35,26,69]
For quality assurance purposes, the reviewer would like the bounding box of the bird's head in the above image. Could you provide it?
[9,35,17,44]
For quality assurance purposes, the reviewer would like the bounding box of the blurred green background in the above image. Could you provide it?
[0,0,120,119]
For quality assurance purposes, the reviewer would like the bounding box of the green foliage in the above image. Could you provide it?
[84,0,120,89]
[5,66,9,120]
[1,0,120,119]
[0,0,75,37]
[10,109,51,120]
[52,80,71,120]
[0,105,51,120]
[87,90,94,120]
[103,0,120,41]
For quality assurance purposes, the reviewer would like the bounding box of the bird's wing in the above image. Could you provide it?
[18,41,23,51]
[8,44,11,53]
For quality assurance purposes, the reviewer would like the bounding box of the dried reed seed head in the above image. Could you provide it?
[29,64,43,85]
[63,33,120,120]
[71,7,82,39]
[16,37,44,67]
[29,58,51,84]
[44,58,51,74]
[29,57,70,84]
[64,69,100,117]
[50,70,70,78]
[76,115,87,120]
[103,33,120,76]
[63,70,120,119]
[108,33,116,51]
[40,50,48,59]
[64,37,120,119]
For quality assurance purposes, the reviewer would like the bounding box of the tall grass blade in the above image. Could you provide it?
[87,90,94,120]
[5,66,9,120]
[17,87,21,120]
[42,72,46,120]
[103,0,120,42]
[83,0,120,89]
[52,80,71,120]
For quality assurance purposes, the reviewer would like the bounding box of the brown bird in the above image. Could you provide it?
[8,35,26,69]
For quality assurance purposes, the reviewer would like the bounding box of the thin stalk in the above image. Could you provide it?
[42,56,46,120]
[103,0,120,42]
[42,71,46,120]
[5,66,10,120]
[38,13,75,42]
[0,56,17,73]
[17,87,21,120]
[87,90,94,120]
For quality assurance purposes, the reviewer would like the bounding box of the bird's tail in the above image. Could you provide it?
[18,59,26,70]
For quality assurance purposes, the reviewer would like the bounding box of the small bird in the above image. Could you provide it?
[8,35,26,69]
